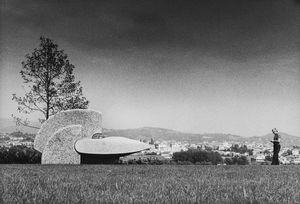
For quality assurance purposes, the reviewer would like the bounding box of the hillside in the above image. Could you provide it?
[0,118,40,134]
[104,127,300,146]
[241,133,300,147]
[1,118,299,146]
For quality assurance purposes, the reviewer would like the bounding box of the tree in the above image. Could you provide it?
[263,150,271,155]
[286,149,292,155]
[224,155,249,165]
[172,149,223,165]
[149,138,155,145]
[231,144,253,155]
[12,36,89,128]
[0,145,41,164]
[265,155,272,162]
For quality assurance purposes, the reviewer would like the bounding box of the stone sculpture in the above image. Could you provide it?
[34,109,150,164]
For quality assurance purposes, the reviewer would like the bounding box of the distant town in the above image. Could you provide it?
[1,128,300,165]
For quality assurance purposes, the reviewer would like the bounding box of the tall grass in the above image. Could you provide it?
[1,165,300,203]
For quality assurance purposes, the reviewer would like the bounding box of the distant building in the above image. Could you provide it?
[293,158,300,165]
[255,154,265,163]
[292,148,300,156]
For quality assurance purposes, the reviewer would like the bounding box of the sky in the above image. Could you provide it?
[0,0,299,136]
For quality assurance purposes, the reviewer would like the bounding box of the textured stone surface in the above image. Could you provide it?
[34,109,102,153]
[75,137,150,154]
[42,125,83,164]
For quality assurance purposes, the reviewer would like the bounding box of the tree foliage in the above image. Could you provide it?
[12,36,89,127]
[265,155,273,162]
[0,145,41,164]
[230,144,253,155]
[224,155,249,165]
[172,149,223,165]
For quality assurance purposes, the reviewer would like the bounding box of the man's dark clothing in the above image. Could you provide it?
[271,142,281,165]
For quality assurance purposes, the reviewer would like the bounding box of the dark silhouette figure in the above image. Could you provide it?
[271,128,281,165]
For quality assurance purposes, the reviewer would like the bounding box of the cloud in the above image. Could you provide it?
[2,0,299,61]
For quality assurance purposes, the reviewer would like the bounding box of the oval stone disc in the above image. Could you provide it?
[75,137,150,155]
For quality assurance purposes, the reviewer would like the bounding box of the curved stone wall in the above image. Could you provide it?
[42,125,83,164]
[34,109,102,153]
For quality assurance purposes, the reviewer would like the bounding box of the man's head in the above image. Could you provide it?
[272,128,279,135]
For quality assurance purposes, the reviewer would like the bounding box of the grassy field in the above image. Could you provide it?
[1,165,300,203]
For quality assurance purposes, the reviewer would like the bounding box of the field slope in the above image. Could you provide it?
[1,165,300,203]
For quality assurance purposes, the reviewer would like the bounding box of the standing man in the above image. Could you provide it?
[271,128,281,165]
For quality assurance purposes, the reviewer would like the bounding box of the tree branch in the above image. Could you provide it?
[17,120,40,129]
[11,115,40,130]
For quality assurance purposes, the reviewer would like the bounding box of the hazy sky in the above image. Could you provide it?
[1,0,299,136]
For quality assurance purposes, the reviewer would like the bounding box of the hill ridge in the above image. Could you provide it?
[1,118,299,146]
